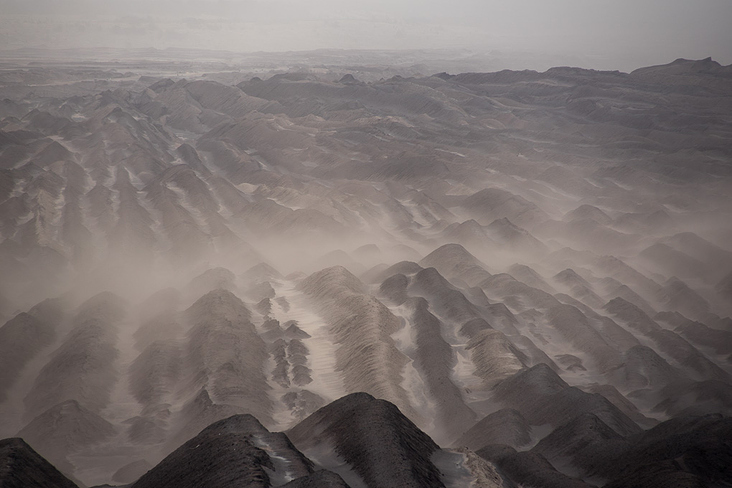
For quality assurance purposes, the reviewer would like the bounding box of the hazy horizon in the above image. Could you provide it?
[1,2,732,487]
[1,0,731,72]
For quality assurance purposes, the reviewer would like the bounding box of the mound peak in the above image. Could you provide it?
[493,363,568,400]
[0,438,78,488]
[288,392,444,488]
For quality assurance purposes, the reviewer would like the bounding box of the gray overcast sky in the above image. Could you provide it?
[1,0,730,70]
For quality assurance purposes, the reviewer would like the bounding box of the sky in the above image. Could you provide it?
[1,0,731,71]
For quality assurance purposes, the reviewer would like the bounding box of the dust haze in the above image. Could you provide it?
[2,0,732,71]
[0,3,731,488]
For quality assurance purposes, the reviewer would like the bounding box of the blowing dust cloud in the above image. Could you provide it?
[0,1,731,487]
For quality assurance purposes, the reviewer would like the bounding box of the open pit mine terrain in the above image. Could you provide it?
[0,51,731,488]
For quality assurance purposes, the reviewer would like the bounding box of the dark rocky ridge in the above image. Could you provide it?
[282,470,351,488]
[22,292,126,420]
[452,408,532,451]
[477,444,592,488]
[531,413,628,480]
[287,393,444,488]
[298,267,414,418]
[181,289,272,424]
[492,364,642,437]
[406,297,476,437]
[0,308,57,402]
[134,415,292,488]
[0,437,78,488]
